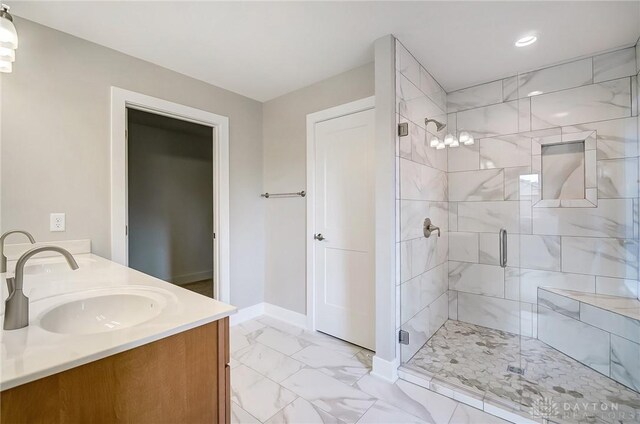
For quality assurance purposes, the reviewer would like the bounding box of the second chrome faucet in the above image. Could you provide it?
[0,230,36,273]
[4,245,79,330]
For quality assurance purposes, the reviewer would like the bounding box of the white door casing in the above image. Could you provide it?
[110,87,230,303]
[306,97,375,350]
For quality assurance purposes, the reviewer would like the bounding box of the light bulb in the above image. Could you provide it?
[450,139,460,148]
[0,60,12,73]
[464,136,474,146]
[436,142,446,150]
[0,46,14,61]
[458,131,470,143]
[430,136,440,148]
[444,134,454,146]
[0,16,17,49]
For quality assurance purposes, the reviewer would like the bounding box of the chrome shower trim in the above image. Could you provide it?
[425,118,446,132]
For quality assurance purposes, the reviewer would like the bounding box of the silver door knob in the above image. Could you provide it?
[314,233,325,241]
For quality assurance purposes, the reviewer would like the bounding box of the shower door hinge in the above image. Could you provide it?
[398,122,409,137]
[507,365,525,375]
[399,330,410,345]
[212,232,216,239]
[125,225,128,236]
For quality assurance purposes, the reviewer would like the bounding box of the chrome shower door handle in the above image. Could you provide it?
[314,233,325,241]
[499,228,507,268]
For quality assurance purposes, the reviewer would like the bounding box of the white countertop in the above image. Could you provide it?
[0,253,236,390]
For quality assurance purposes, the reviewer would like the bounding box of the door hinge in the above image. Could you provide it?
[399,330,409,345]
[398,122,409,137]
[125,225,128,236]
[212,232,216,239]
[507,365,525,375]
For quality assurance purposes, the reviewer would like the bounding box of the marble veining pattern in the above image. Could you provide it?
[480,135,531,169]
[563,117,638,160]
[541,142,585,200]
[593,48,638,83]
[447,80,503,113]
[405,320,640,424]
[518,58,593,99]
[230,315,505,424]
[561,236,639,280]
[456,100,519,138]
[448,169,504,201]
[530,78,632,130]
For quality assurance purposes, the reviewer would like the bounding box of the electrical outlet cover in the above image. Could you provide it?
[50,213,66,232]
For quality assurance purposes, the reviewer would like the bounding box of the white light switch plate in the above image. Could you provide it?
[50,213,66,232]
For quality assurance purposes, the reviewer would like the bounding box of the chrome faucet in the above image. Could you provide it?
[4,246,79,330]
[423,218,441,238]
[0,230,36,273]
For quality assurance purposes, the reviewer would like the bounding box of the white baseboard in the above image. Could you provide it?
[263,303,308,329]
[230,302,308,329]
[230,303,265,326]
[171,270,213,285]
[371,355,399,383]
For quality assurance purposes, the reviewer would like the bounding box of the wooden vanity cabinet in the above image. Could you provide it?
[1,317,230,424]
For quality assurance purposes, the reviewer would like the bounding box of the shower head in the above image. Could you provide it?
[425,118,446,132]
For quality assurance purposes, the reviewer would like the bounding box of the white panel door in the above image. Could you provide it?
[313,108,375,350]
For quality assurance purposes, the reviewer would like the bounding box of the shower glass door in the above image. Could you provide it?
[518,150,640,424]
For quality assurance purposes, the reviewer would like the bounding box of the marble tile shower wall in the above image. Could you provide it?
[446,45,640,337]
[395,40,450,361]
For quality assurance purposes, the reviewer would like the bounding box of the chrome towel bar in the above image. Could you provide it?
[261,190,306,198]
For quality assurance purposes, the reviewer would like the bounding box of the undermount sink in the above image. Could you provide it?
[39,291,165,335]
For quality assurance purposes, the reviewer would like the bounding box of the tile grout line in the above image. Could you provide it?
[231,400,263,424]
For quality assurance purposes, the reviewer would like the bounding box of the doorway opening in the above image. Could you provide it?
[111,87,230,303]
[127,109,214,297]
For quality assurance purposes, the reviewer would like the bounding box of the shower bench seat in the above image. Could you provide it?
[537,287,639,393]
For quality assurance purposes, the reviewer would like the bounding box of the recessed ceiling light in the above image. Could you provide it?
[528,90,543,97]
[515,35,537,47]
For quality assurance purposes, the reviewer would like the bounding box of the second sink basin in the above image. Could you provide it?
[39,290,167,335]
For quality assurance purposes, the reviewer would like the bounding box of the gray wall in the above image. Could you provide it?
[0,18,265,308]
[262,62,374,314]
[128,110,213,285]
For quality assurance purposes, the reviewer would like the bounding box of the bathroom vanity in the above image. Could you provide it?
[0,249,236,424]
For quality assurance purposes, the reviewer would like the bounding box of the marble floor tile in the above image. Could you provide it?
[292,345,370,385]
[297,329,364,358]
[253,326,312,356]
[230,328,255,354]
[353,374,457,423]
[236,319,267,335]
[265,397,344,424]
[448,404,510,424]
[355,400,427,424]
[230,316,514,424]
[259,315,306,336]
[232,402,261,424]
[235,342,306,382]
[281,369,376,424]
[232,365,265,393]
[232,365,297,422]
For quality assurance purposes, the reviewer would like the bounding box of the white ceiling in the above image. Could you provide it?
[11,1,640,102]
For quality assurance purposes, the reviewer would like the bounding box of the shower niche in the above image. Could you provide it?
[533,130,597,208]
